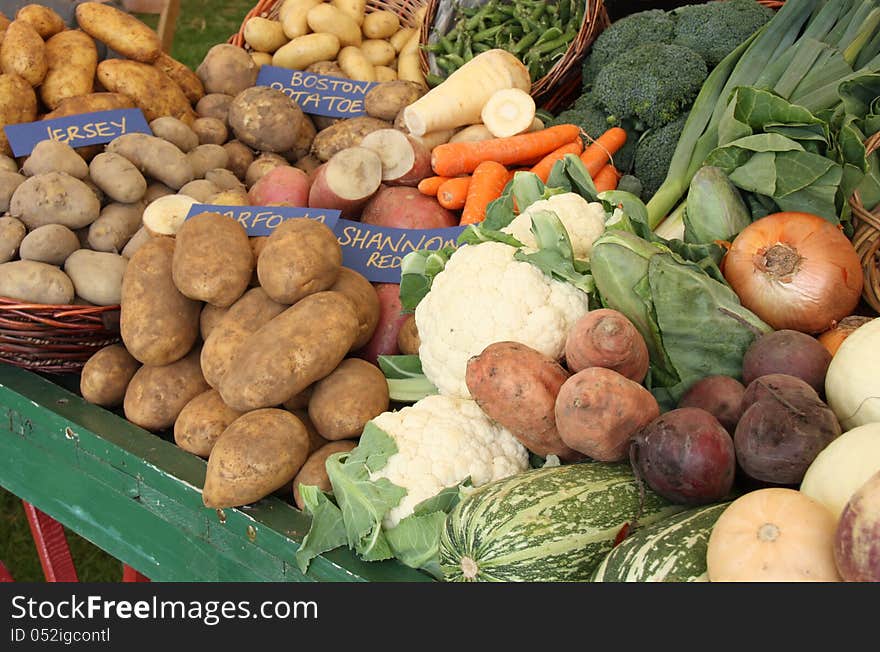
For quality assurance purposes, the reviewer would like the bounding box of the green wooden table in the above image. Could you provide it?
[0,364,430,582]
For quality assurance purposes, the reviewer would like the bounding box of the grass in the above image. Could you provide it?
[0,0,256,583]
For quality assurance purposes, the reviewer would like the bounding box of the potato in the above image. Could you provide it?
[359,42,397,69]
[389,27,414,53]
[244,17,287,53]
[123,347,209,432]
[362,10,399,39]
[204,168,244,193]
[332,0,366,25]
[306,60,345,77]
[149,117,199,153]
[208,188,249,206]
[294,154,322,177]
[97,60,196,125]
[186,144,229,179]
[87,152,147,205]
[293,440,357,509]
[0,73,37,156]
[174,389,243,458]
[142,194,197,237]
[192,117,228,146]
[121,237,201,366]
[172,212,252,307]
[360,128,431,186]
[0,155,16,173]
[218,291,360,411]
[199,303,230,341]
[152,53,205,105]
[310,116,391,161]
[40,30,97,111]
[365,80,425,121]
[308,4,361,48]
[202,408,310,508]
[196,93,233,124]
[201,287,287,388]
[75,2,162,63]
[22,140,88,179]
[258,219,342,304]
[309,358,389,440]
[337,46,376,82]
[397,314,420,355]
[64,249,128,306]
[42,92,134,121]
[0,215,26,263]
[307,147,382,219]
[0,259,74,304]
[272,33,341,71]
[359,282,407,364]
[80,344,140,408]
[0,170,25,212]
[178,179,220,203]
[222,141,254,181]
[143,182,175,204]
[106,133,195,190]
[10,172,101,230]
[361,185,457,228]
[87,201,145,253]
[374,66,396,82]
[249,166,310,207]
[0,20,47,86]
[0,12,9,31]
[196,44,259,96]
[283,114,317,162]
[228,86,305,153]
[245,153,289,188]
[121,226,152,260]
[283,385,314,412]
[19,224,80,265]
[15,5,64,39]
[327,268,380,351]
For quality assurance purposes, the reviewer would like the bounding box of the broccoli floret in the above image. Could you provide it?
[584,9,677,85]
[673,0,774,67]
[593,43,707,130]
[634,113,689,201]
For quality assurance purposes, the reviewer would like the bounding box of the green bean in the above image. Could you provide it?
[435,55,456,74]
[472,24,505,43]
[559,0,571,26]
[462,34,474,62]
[438,33,456,55]
[425,73,446,88]
[465,5,493,31]
[534,30,576,56]
[473,41,492,54]
[513,31,539,54]
[445,53,466,68]
[535,27,563,46]
[530,3,547,22]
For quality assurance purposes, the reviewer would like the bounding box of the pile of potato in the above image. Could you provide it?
[242,0,426,85]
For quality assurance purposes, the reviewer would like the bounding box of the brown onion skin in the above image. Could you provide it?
[723,212,863,334]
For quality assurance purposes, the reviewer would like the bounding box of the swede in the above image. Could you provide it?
[834,469,880,582]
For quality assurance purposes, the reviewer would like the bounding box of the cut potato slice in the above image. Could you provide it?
[142,194,198,236]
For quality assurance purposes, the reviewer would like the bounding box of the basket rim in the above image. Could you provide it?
[848,132,880,315]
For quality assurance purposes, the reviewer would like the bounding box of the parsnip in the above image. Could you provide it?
[481,88,536,138]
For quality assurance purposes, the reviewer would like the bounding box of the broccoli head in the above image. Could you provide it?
[673,0,774,67]
[584,9,677,84]
[593,43,707,130]
[634,113,689,201]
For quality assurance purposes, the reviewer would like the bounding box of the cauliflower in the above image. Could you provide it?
[415,241,591,398]
[501,192,606,260]
[370,394,529,528]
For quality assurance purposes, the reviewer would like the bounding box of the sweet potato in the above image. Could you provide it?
[307,147,382,219]
[360,185,458,228]
[564,309,649,381]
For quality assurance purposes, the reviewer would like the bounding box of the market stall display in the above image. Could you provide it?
[1,0,879,584]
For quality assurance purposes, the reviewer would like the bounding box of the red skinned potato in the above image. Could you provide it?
[361,186,458,228]
[564,309,649,381]
[356,282,408,364]
[466,341,582,461]
[248,165,310,207]
[307,147,382,219]
[678,375,746,435]
[834,470,880,582]
[555,367,660,462]
[359,129,432,186]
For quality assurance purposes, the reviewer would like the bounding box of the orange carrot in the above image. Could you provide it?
[417,175,451,196]
[580,127,628,179]
[436,176,472,210]
[529,139,585,183]
[593,164,622,193]
[431,124,581,177]
[460,161,509,225]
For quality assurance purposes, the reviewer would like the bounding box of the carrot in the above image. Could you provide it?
[580,127,628,180]
[529,140,585,183]
[460,161,509,226]
[593,164,622,193]
[431,124,581,177]
[418,175,452,196]
[437,176,472,210]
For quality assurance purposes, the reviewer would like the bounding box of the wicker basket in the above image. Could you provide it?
[0,299,121,374]
[418,1,610,113]
[230,0,429,48]
[849,132,880,315]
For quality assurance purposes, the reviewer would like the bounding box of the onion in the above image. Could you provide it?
[817,316,873,356]
[722,212,863,334]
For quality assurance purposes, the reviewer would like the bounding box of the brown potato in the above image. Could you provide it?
[397,314,420,355]
[0,215,26,263]
[200,287,287,389]
[123,347,209,432]
[199,303,230,341]
[149,117,199,153]
[15,5,65,39]
[64,249,128,306]
[106,133,194,190]
[21,140,88,179]
[19,224,80,265]
[75,2,162,63]
[196,44,259,97]
[97,60,197,125]
[121,226,152,260]
[204,168,244,192]
[120,237,201,366]
[186,144,228,179]
[310,116,392,161]
[288,407,328,454]
[257,219,342,304]
[40,30,97,110]
[152,52,205,105]
[0,259,74,304]
[202,408,310,508]
[293,440,357,509]
[228,86,305,153]
[219,291,360,411]
[0,171,26,214]
[10,172,101,230]
[244,153,288,188]
[172,212,253,307]
[0,74,37,156]
[196,93,233,123]
[88,153,148,204]
[309,358,389,440]
[173,389,243,458]
[87,201,145,253]
[329,267,380,350]
[178,179,220,203]
[80,344,140,408]
[282,385,314,412]
[283,114,316,162]
[0,20,47,86]
[222,141,254,181]
[192,117,228,146]
[42,92,134,121]
[364,80,425,121]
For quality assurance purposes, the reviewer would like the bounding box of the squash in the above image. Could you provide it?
[800,423,880,521]
[706,488,841,582]
[825,317,880,430]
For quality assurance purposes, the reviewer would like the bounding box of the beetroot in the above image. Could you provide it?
[742,329,831,394]
[678,375,746,434]
[630,407,736,505]
[834,470,880,582]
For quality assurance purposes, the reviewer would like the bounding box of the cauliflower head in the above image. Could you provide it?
[415,241,591,398]
[370,394,529,528]
[501,192,606,260]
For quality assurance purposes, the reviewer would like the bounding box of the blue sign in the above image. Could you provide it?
[186,204,341,236]
[3,109,152,157]
[256,66,377,118]
[335,219,466,283]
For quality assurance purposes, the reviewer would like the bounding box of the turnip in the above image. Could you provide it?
[834,469,880,581]
[742,329,831,394]
[678,375,745,434]
[630,407,736,505]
